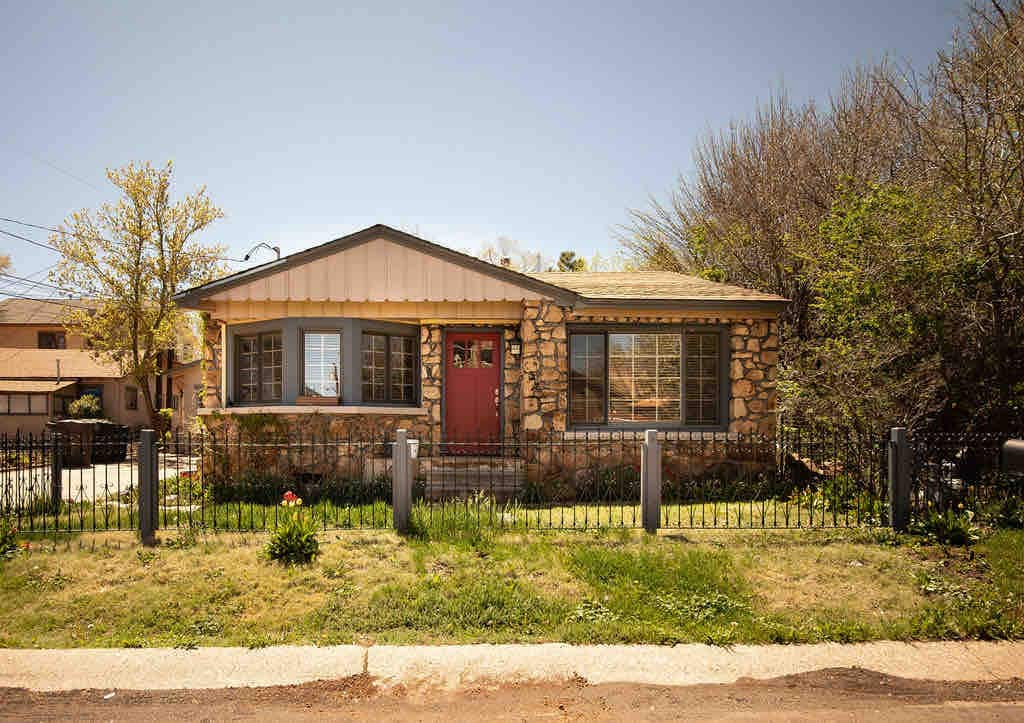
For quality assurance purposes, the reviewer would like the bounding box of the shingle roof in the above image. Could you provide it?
[0,348,121,379]
[0,379,77,393]
[0,298,94,325]
[528,271,787,303]
[172,224,787,309]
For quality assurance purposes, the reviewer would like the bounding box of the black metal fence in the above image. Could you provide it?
[910,431,1023,520]
[1,429,140,533]
[1,426,1019,534]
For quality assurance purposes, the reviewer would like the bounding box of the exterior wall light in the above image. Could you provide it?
[508,333,522,357]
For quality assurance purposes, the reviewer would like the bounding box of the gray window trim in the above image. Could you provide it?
[566,324,731,432]
[225,317,420,407]
[234,329,283,403]
[358,328,420,406]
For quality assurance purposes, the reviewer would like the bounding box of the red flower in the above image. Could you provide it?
[282,490,298,502]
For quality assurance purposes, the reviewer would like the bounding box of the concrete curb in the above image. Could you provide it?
[1,641,1022,692]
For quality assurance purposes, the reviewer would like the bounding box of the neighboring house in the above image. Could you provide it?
[174,225,786,471]
[0,298,156,435]
[156,353,203,431]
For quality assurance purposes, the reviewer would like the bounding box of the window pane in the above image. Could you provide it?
[389,336,415,401]
[303,332,341,398]
[684,332,720,425]
[608,333,681,422]
[569,334,606,424]
[453,340,475,368]
[0,394,7,413]
[478,340,494,368]
[237,335,259,401]
[361,334,387,401]
[261,333,283,401]
[29,394,47,414]
[9,395,28,414]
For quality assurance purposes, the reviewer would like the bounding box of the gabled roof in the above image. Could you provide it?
[528,272,787,304]
[0,348,122,379]
[173,224,787,310]
[0,298,94,325]
[174,224,577,307]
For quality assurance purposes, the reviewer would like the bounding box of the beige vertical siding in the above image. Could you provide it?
[209,237,544,304]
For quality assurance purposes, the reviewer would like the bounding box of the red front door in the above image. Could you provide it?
[445,332,501,447]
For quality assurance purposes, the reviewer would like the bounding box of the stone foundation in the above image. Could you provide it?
[198,306,780,485]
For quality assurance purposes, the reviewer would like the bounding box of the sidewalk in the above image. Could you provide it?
[2,641,1023,692]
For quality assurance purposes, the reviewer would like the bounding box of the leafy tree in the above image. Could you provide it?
[620,0,1024,434]
[50,161,225,427]
[557,251,586,272]
[784,184,957,430]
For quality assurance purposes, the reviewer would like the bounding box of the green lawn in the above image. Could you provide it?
[12,496,882,533]
[1,525,1021,648]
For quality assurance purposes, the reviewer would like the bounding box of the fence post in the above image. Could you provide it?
[49,432,62,514]
[641,429,661,533]
[138,429,158,546]
[392,429,412,533]
[888,427,910,531]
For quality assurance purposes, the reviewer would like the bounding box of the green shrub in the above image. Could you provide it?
[210,471,390,507]
[265,491,320,564]
[913,508,980,546]
[982,497,1024,529]
[0,516,20,559]
[787,475,886,523]
[320,474,390,505]
[210,471,291,505]
[67,394,103,419]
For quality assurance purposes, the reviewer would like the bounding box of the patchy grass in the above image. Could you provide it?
[0,528,1020,648]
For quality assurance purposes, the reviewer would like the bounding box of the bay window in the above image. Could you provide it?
[569,328,726,428]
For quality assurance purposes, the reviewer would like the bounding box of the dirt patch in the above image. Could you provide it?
[3,668,1024,721]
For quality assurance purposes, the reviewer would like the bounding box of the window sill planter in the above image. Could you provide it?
[296,396,340,406]
[199,405,428,416]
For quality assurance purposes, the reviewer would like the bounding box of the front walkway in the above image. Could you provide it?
[2,641,1022,692]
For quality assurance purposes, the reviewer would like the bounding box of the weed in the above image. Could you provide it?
[0,516,20,559]
[265,492,320,564]
[913,508,980,546]
[567,599,620,624]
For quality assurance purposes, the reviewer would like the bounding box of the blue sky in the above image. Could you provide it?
[1,0,962,282]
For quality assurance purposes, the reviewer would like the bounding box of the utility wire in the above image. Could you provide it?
[0,271,81,296]
[0,215,249,263]
[0,289,93,311]
[0,227,58,253]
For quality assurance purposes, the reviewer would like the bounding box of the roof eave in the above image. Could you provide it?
[572,297,788,312]
[173,225,579,308]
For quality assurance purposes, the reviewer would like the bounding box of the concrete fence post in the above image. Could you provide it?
[138,429,158,546]
[49,431,62,514]
[392,429,412,533]
[640,429,661,533]
[888,427,910,531]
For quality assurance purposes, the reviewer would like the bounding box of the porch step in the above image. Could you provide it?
[416,456,525,501]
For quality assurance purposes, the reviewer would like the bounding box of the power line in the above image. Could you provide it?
[0,215,249,263]
[0,290,93,311]
[0,227,58,253]
[16,150,105,191]
[0,271,80,296]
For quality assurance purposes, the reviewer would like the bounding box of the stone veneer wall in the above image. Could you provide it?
[520,300,568,435]
[419,324,443,445]
[200,313,223,409]
[565,312,779,437]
